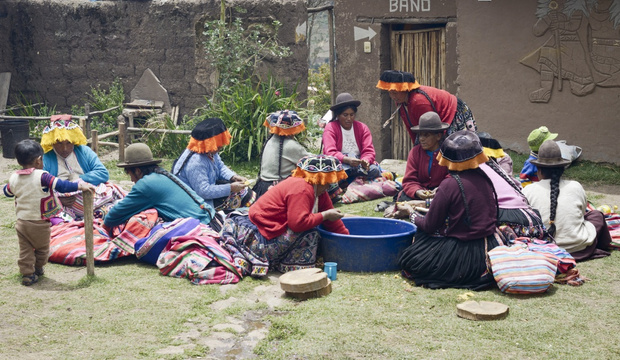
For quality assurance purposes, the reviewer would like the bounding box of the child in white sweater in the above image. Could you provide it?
[3,139,94,285]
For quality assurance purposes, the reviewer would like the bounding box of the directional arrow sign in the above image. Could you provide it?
[296,21,307,38]
[354,26,377,41]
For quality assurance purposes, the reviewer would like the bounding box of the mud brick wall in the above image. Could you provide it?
[0,0,308,116]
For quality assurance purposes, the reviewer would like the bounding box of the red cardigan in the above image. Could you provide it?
[249,176,349,239]
[322,120,376,164]
[399,86,457,143]
[401,145,449,199]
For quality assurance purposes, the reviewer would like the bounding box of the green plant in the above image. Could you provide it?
[307,63,332,120]
[202,14,291,91]
[193,77,300,164]
[140,115,193,159]
[71,78,125,135]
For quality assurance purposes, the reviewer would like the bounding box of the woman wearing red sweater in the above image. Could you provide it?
[221,155,349,276]
[376,70,477,145]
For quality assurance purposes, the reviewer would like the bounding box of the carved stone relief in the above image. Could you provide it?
[521,0,620,102]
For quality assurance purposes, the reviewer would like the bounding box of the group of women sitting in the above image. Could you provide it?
[39,69,614,289]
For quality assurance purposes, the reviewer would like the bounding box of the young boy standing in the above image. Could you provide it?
[3,139,94,286]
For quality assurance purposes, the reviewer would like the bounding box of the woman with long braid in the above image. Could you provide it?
[524,140,612,261]
[477,134,548,240]
[399,131,499,290]
[103,144,215,232]
[253,110,311,199]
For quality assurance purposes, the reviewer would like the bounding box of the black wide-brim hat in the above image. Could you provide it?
[530,140,571,168]
[329,92,361,112]
[437,130,489,171]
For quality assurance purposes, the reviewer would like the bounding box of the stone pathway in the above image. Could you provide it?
[155,274,286,359]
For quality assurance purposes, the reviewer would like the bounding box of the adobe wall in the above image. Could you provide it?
[0,0,308,116]
[333,0,620,165]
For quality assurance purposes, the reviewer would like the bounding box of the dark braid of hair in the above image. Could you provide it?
[476,167,500,225]
[171,151,194,176]
[541,167,564,237]
[142,166,214,217]
[450,168,499,228]
[487,160,526,201]
[450,172,472,227]
[277,136,285,180]
[256,133,275,181]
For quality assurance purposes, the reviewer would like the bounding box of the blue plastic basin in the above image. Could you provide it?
[318,217,416,272]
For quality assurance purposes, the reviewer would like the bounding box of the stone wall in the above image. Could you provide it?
[0,0,308,116]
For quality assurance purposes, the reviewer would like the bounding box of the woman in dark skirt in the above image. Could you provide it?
[399,130,499,290]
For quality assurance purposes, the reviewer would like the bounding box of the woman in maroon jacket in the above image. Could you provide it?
[399,131,499,290]
[395,111,450,202]
[221,155,349,277]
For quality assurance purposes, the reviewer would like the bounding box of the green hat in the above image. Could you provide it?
[527,126,557,152]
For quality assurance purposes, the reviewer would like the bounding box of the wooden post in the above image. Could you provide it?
[91,129,98,155]
[84,103,91,138]
[118,116,126,163]
[328,8,336,105]
[83,190,95,276]
[79,118,86,136]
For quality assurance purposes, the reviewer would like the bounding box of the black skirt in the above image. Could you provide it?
[252,179,277,199]
[399,230,499,290]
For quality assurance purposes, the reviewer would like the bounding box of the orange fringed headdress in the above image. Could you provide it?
[291,155,348,185]
[376,70,420,91]
[40,115,88,153]
[263,110,306,136]
[437,130,489,172]
[187,118,232,154]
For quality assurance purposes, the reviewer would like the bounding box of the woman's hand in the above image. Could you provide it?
[230,181,247,194]
[360,159,370,170]
[321,208,344,222]
[345,157,363,167]
[415,189,435,200]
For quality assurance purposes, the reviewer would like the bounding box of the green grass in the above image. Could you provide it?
[508,150,620,186]
[1,154,619,359]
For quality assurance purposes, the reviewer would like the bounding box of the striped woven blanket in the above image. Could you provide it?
[606,213,620,249]
[157,226,243,285]
[49,209,159,265]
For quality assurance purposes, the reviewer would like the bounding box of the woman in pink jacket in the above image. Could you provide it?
[322,93,381,192]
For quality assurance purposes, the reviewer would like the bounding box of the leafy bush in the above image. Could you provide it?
[308,63,331,118]
[140,115,193,160]
[71,78,125,134]
[190,77,300,164]
[203,16,291,91]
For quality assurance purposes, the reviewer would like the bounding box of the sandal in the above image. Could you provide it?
[21,274,39,286]
[35,267,45,276]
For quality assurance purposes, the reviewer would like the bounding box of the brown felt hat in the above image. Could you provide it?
[117,143,162,168]
[329,93,361,112]
[529,140,571,168]
[410,111,449,133]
